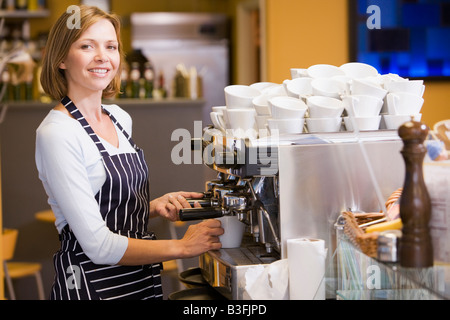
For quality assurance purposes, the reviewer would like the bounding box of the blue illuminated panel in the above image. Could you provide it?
[354,0,450,78]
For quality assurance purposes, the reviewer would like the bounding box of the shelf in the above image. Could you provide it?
[0,98,206,110]
[0,9,49,19]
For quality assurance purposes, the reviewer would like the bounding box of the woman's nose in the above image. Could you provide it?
[95,49,109,63]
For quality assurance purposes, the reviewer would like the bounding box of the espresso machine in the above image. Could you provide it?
[180,126,405,300]
[178,127,280,299]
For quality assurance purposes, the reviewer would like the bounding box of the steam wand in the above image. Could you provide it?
[246,179,280,251]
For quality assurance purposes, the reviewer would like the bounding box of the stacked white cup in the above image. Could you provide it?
[382,79,425,130]
[210,84,261,139]
[304,64,348,132]
[337,63,385,131]
[267,96,308,134]
[252,83,292,137]
[306,96,345,132]
[209,63,425,137]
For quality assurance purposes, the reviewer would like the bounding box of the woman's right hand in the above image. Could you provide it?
[179,219,224,257]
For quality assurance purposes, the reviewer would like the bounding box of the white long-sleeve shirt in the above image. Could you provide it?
[35,104,136,265]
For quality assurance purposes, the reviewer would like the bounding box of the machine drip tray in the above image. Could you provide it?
[213,244,278,266]
[199,237,280,300]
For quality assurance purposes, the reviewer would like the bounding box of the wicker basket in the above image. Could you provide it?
[342,188,402,258]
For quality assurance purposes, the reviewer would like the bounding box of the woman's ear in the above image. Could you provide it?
[59,61,66,70]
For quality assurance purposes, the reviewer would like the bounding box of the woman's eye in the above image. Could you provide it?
[81,44,93,50]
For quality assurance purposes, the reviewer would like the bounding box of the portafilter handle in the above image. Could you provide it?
[185,192,215,208]
[178,207,223,221]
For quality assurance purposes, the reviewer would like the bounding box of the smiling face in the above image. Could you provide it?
[59,18,120,97]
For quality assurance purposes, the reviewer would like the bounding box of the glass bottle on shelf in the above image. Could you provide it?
[28,0,39,11]
[15,0,28,10]
[143,61,154,98]
[157,70,167,98]
[5,0,15,11]
[129,62,140,99]
[119,62,129,99]
[0,69,11,102]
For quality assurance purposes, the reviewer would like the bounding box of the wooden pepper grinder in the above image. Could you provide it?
[398,120,433,268]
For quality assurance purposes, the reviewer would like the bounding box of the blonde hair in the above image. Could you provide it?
[40,5,124,100]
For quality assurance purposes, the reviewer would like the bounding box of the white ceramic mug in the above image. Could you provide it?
[386,92,424,115]
[249,82,278,91]
[331,75,352,95]
[226,108,257,134]
[307,64,346,78]
[344,116,381,131]
[290,68,309,79]
[311,78,346,99]
[383,113,422,130]
[342,95,383,117]
[339,62,378,79]
[350,79,388,100]
[379,73,408,87]
[269,96,308,119]
[252,94,274,115]
[217,216,246,248]
[306,96,344,118]
[306,117,342,133]
[262,84,288,96]
[385,80,425,97]
[286,77,313,99]
[212,106,227,114]
[267,118,305,134]
[224,85,261,109]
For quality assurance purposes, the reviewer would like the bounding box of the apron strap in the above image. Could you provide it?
[61,96,140,156]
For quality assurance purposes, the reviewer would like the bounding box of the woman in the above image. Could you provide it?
[35,5,223,300]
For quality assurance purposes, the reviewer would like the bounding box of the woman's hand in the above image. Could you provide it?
[149,191,204,221]
[179,219,223,257]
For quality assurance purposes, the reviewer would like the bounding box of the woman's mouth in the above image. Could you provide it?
[88,68,110,76]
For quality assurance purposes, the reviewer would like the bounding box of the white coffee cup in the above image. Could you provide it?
[267,118,305,134]
[344,115,381,131]
[342,95,383,117]
[351,79,388,100]
[385,80,425,97]
[290,68,309,79]
[252,94,273,116]
[269,96,308,119]
[217,215,246,248]
[380,73,408,87]
[226,108,257,131]
[262,84,288,96]
[306,117,342,133]
[224,85,261,109]
[249,82,278,91]
[306,96,344,118]
[339,62,379,79]
[331,75,352,95]
[307,64,346,78]
[212,105,226,114]
[286,77,313,99]
[386,92,424,115]
[311,78,346,99]
[383,113,422,130]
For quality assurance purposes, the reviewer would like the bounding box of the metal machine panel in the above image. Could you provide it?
[278,139,405,258]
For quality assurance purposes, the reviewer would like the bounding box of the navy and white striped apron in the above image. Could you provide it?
[50,96,162,300]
